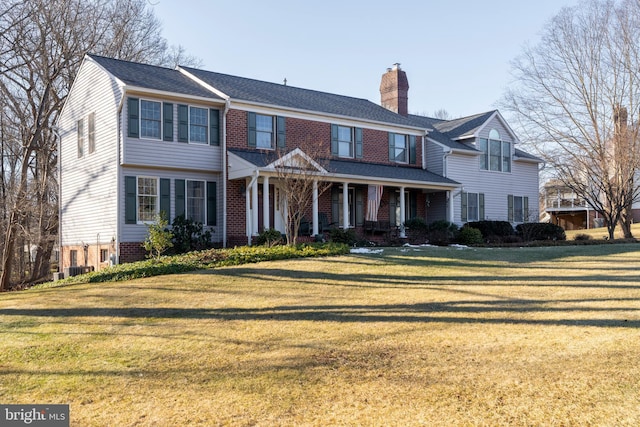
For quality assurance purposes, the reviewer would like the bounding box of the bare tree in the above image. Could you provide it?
[269,139,332,245]
[503,0,640,239]
[0,0,198,290]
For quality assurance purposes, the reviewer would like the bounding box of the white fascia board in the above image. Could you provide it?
[227,152,261,180]
[123,86,225,106]
[472,110,522,144]
[229,100,426,136]
[427,137,479,155]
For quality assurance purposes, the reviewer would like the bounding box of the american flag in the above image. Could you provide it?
[366,185,384,221]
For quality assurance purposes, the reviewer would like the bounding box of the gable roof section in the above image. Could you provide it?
[180,66,419,127]
[88,54,223,100]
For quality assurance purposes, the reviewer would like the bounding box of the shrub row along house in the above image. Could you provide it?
[58,56,541,269]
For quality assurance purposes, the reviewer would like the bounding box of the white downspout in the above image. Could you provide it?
[115,93,125,264]
[53,125,62,274]
[222,98,230,247]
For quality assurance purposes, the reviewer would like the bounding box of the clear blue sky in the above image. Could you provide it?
[152,0,578,119]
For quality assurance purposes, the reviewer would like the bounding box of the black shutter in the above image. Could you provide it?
[159,178,170,219]
[276,116,286,149]
[178,105,188,142]
[163,103,173,141]
[207,181,217,226]
[356,187,364,226]
[409,135,417,165]
[479,193,485,221]
[355,127,363,159]
[125,176,137,224]
[127,98,139,138]
[507,194,514,222]
[331,124,339,156]
[175,179,185,218]
[248,112,256,148]
[210,109,220,146]
[388,133,395,161]
[461,192,468,222]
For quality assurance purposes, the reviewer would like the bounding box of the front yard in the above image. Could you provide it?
[1,244,639,425]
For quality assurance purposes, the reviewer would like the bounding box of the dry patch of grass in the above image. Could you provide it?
[2,244,640,425]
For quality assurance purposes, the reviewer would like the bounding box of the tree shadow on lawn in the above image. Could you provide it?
[1,298,639,328]
[197,263,640,291]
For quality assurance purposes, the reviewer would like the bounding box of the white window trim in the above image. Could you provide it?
[479,134,512,173]
[136,176,159,224]
[139,98,163,141]
[255,113,275,150]
[188,105,209,144]
[393,133,409,164]
[337,125,354,159]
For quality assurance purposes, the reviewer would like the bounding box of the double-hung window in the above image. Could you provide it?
[140,100,161,140]
[508,195,529,223]
[337,126,353,158]
[248,113,285,150]
[189,107,208,143]
[256,114,274,149]
[478,129,511,172]
[392,134,408,163]
[187,180,206,223]
[389,133,416,164]
[461,192,485,222]
[331,124,362,159]
[137,177,158,222]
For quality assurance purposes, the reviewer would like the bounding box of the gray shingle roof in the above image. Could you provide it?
[181,66,419,127]
[229,149,458,186]
[88,54,223,100]
[409,111,497,152]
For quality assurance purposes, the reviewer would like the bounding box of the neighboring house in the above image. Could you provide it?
[58,57,541,269]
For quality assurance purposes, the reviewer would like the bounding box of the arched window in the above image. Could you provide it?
[478,129,511,172]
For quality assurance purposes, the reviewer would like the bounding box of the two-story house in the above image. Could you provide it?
[57,56,540,270]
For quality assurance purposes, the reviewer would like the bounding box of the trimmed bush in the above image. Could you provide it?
[329,228,357,245]
[171,215,212,253]
[574,233,592,241]
[457,227,483,245]
[257,228,284,246]
[427,220,458,246]
[516,222,566,242]
[465,221,515,241]
[404,217,429,243]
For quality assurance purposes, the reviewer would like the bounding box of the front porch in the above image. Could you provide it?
[227,148,460,245]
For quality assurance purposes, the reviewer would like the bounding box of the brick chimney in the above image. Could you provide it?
[380,63,409,116]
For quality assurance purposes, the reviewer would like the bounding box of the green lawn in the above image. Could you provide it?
[1,244,640,426]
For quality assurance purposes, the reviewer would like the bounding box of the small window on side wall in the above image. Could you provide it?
[77,118,84,158]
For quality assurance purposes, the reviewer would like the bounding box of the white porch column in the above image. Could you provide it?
[251,177,259,237]
[262,176,270,230]
[245,179,251,244]
[399,187,406,238]
[342,182,349,229]
[312,180,319,236]
[448,190,455,223]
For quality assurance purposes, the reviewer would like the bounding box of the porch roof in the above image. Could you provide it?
[228,149,460,190]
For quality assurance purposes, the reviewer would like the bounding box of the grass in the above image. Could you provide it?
[565,223,640,240]
[2,244,640,425]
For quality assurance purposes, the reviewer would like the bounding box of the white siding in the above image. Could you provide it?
[122,96,222,171]
[120,167,223,243]
[425,140,445,175]
[58,59,121,247]
[447,154,539,225]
